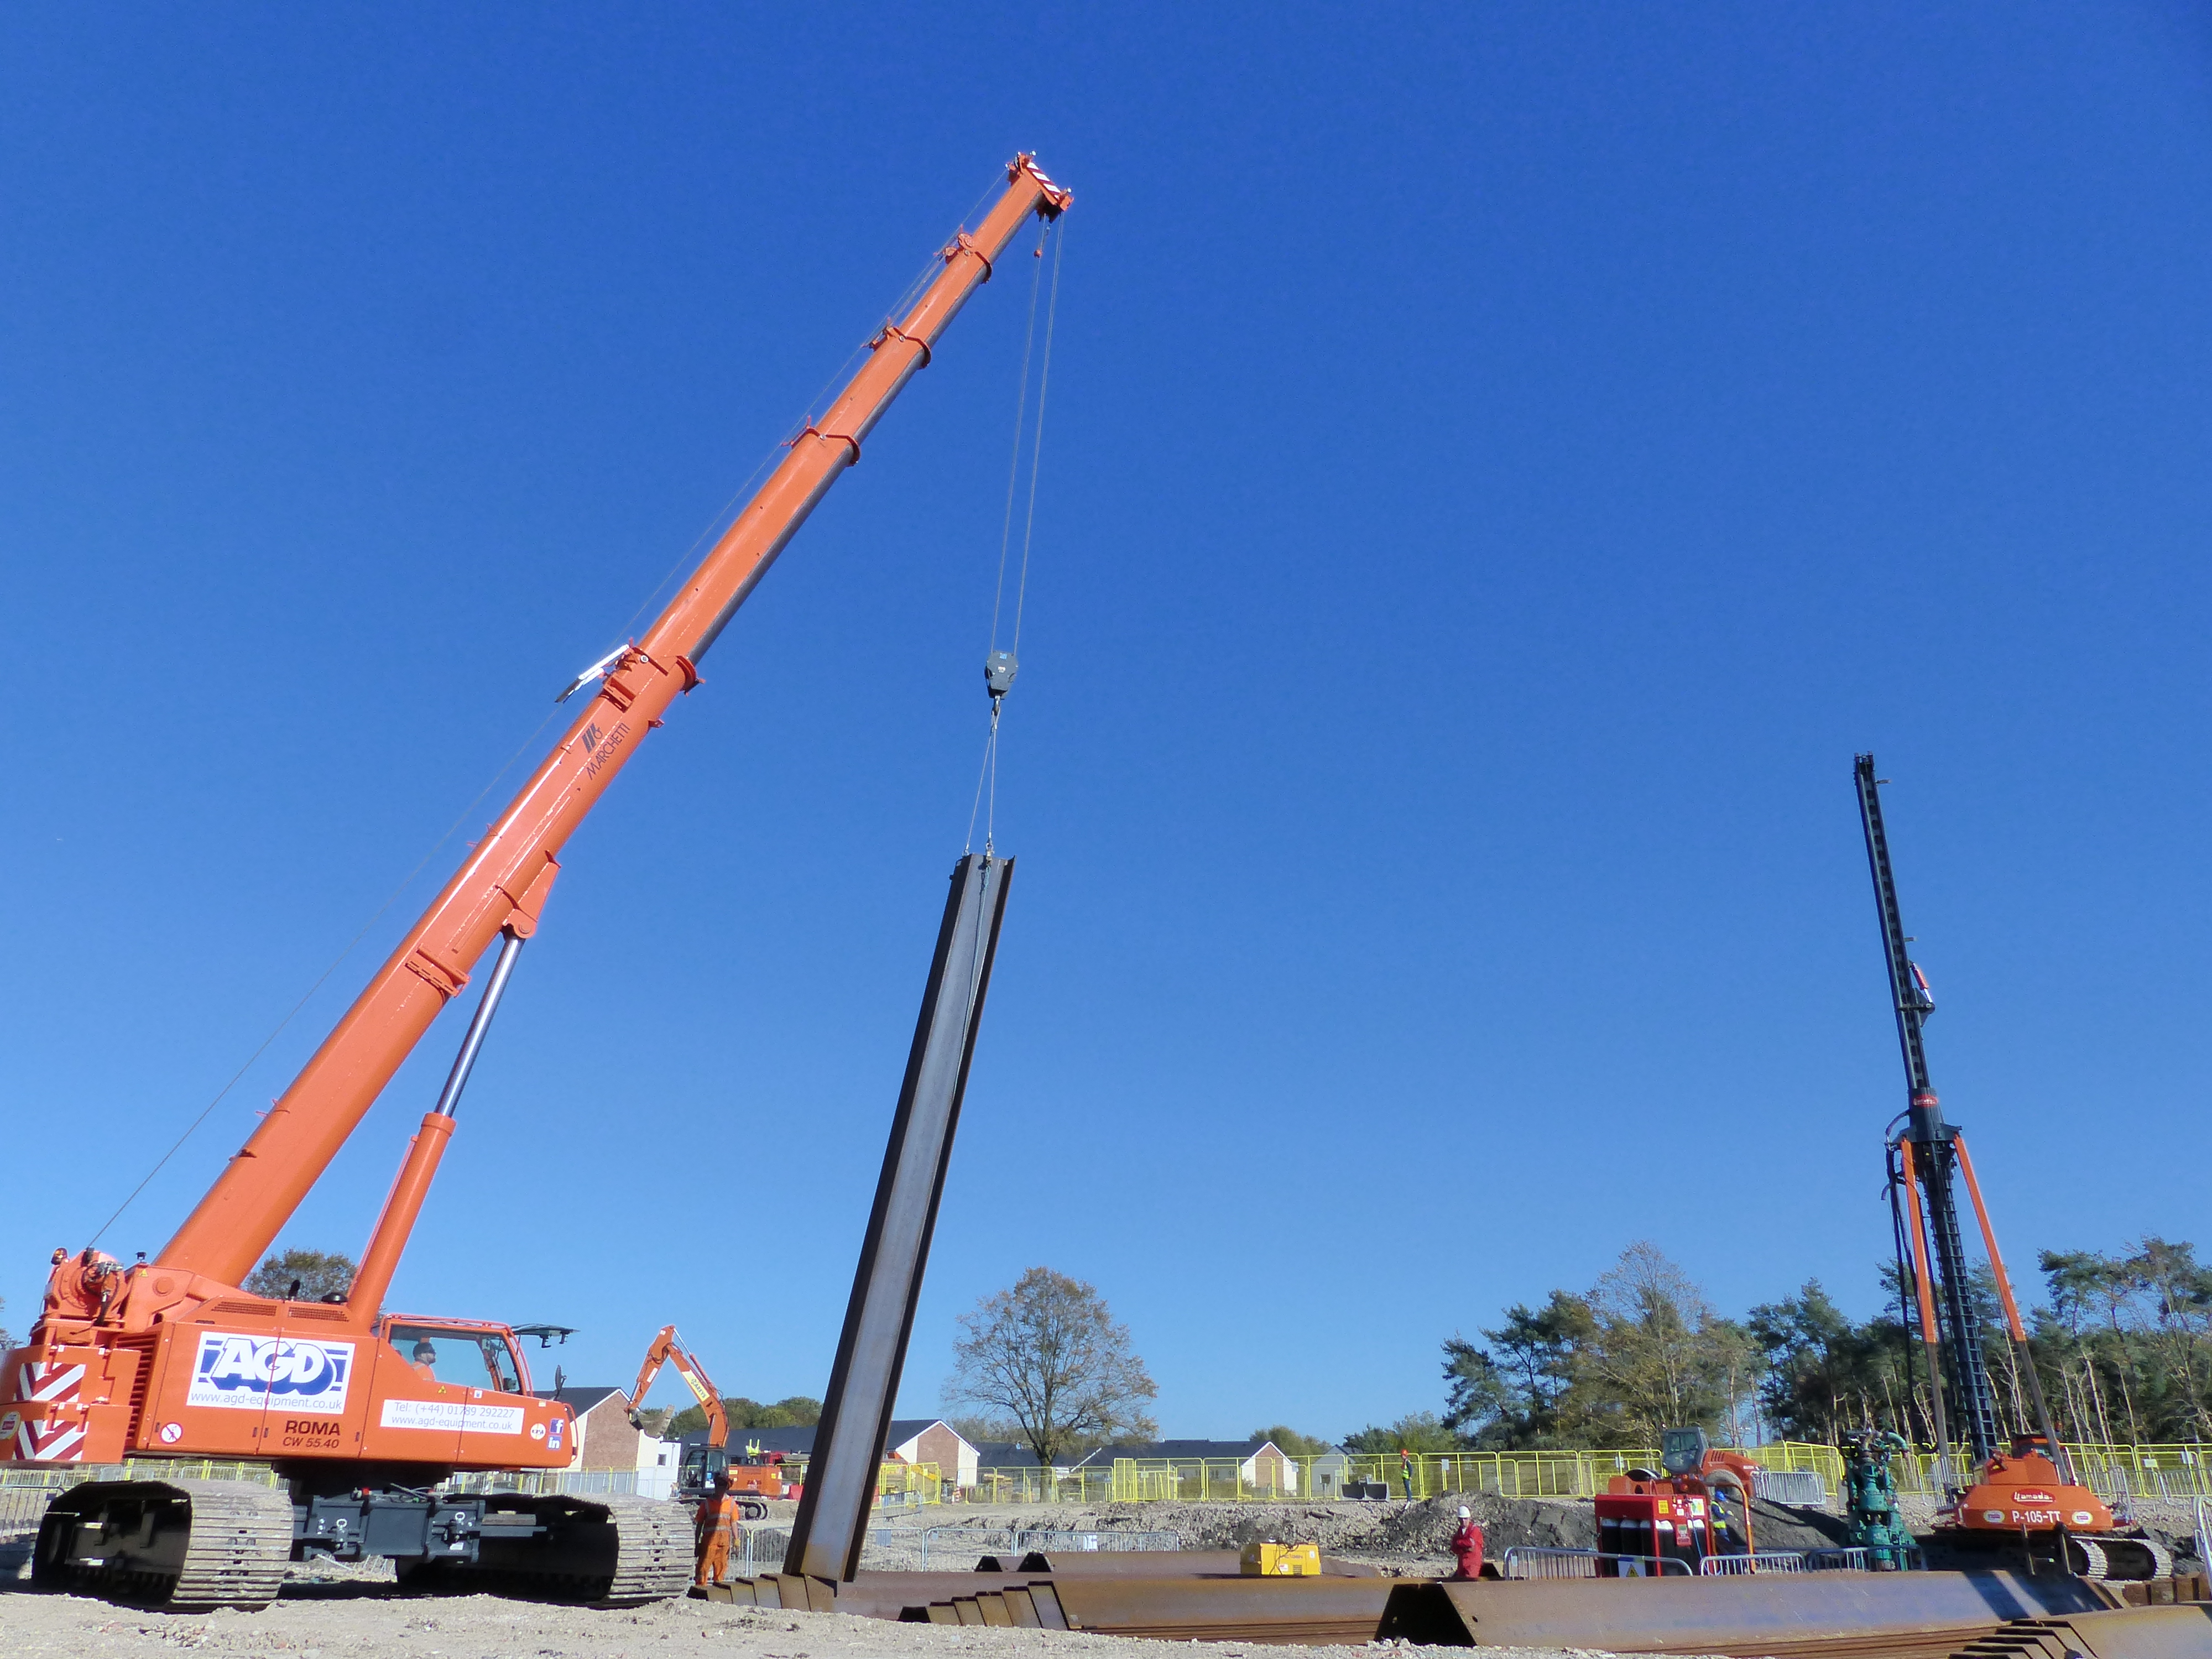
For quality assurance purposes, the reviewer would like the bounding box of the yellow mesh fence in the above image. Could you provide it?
[966,1441,2212,1503]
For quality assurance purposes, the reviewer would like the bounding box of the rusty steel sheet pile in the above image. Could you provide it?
[696,1564,2206,1655]
[1375,1569,2121,1653]
[987,1549,1384,1578]
[1985,1604,2212,1659]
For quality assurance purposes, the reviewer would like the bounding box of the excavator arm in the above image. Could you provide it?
[148,155,1071,1291]
[625,1325,727,1449]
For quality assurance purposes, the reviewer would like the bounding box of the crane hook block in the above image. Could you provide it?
[985,649,1019,701]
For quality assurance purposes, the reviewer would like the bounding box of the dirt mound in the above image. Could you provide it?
[917,1493,1598,1572]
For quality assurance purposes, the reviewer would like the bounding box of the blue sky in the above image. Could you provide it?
[4,5,2210,1441]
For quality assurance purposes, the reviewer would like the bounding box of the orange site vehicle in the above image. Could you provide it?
[4,156,1071,1611]
[619,1326,781,1516]
[1595,1427,1761,1577]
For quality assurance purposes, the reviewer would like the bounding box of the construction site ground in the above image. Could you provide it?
[875,1492,1848,1576]
[0,1585,1653,1659]
[6,1491,2206,1659]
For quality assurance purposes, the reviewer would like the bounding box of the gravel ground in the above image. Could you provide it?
[902,1493,1845,1577]
[0,1589,1648,1659]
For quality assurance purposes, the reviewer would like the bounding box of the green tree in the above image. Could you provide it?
[943,1267,1159,1466]
[1248,1424,1333,1455]
[2033,1238,2212,1444]
[1341,1411,1459,1454]
[1444,1290,1595,1447]
[1573,1242,1756,1447]
[665,1395,823,1438]
[243,1249,355,1303]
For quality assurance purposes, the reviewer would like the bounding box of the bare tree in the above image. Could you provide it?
[1580,1241,1754,1445]
[1,1293,15,1353]
[243,1250,356,1303]
[943,1267,1158,1467]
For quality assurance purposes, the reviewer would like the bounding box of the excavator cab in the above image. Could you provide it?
[1660,1427,1709,1477]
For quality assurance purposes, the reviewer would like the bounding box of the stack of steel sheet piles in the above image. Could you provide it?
[1957,1604,2212,1658]
[1374,1569,2122,1653]
[700,1562,2209,1655]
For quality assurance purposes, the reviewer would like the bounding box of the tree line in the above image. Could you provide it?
[1364,1237,2212,1454]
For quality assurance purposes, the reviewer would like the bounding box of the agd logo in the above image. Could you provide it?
[187,1332,354,1413]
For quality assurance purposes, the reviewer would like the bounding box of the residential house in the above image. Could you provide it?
[1077,1438,1305,1495]
[677,1419,978,1491]
[538,1385,679,1499]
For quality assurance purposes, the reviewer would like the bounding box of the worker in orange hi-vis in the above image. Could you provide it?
[1448,1506,1485,1580]
[693,1469,742,1588]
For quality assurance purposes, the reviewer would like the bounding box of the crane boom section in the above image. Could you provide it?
[157,158,1071,1285]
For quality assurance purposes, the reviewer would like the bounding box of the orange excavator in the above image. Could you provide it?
[619,1326,780,1516]
[3,155,1071,1611]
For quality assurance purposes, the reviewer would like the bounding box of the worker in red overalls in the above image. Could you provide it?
[694,1468,741,1588]
[1448,1505,1485,1580]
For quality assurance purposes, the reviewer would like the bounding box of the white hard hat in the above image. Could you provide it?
[1457,1506,1471,1519]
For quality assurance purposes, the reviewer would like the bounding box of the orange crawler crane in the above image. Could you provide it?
[4,155,1071,1611]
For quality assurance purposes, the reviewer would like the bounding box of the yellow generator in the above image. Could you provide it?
[1240,1540,1322,1576]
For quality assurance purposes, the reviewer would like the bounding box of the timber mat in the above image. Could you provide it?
[1375,1570,2119,1652]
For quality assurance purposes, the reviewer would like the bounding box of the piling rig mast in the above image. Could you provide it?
[4,155,1072,1611]
[1855,755,2165,1580]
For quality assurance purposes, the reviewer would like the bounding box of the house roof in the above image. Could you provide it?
[682,1418,971,1456]
[1073,1439,1289,1465]
[536,1385,627,1416]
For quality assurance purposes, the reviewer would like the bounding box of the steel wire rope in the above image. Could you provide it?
[966,217,1063,855]
[86,701,568,1250]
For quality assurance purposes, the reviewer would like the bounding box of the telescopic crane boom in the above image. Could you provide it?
[6,155,1071,1612]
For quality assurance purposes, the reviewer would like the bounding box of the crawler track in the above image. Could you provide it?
[447,1493,691,1604]
[33,1478,291,1610]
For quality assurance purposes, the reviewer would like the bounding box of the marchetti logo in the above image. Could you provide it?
[2010,1490,2055,1505]
[187,1333,354,1413]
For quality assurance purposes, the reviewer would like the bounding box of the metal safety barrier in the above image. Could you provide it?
[738,1524,791,1578]
[1699,1550,1805,1574]
[1804,1546,1872,1571]
[1499,1547,1691,1579]
[1752,1468,1828,1506]
[859,1524,1181,1572]
[970,1439,2212,1506]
